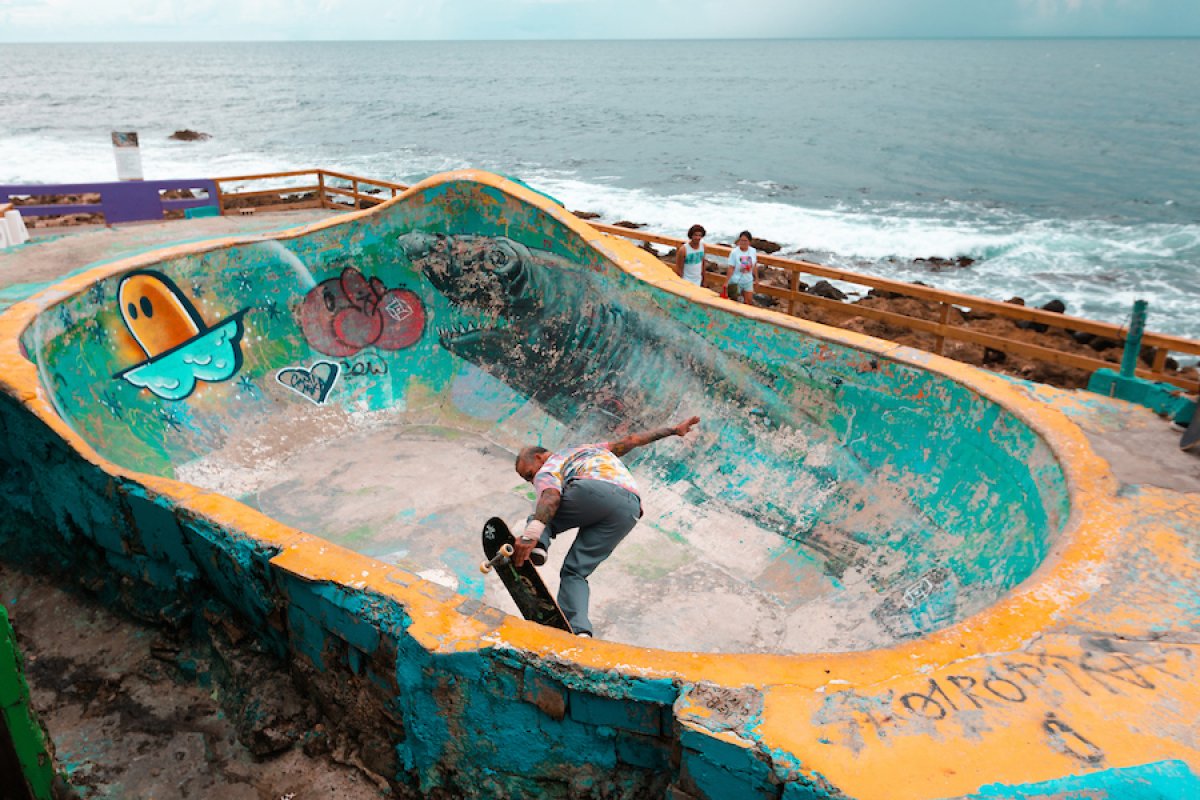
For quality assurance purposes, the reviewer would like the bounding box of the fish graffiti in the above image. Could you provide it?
[112,269,249,401]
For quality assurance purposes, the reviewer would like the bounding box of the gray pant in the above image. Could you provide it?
[534,479,641,635]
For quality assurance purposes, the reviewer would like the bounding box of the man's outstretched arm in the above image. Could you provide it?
[609,416,700,458]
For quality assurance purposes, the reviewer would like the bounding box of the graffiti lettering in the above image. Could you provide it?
[816,642,1194,743]
[341,357,389,378]
[1044,713,1104,765]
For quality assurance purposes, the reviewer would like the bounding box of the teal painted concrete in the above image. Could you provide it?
[0,172,1143,799]
[17,177,1069,644]
[961,760,1200,799]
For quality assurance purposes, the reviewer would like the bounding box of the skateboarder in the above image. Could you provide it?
[512,416,701,637]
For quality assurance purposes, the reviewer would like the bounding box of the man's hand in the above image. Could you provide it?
[512,519,544,567]
[610,416,701,457]
[673,416,700,437]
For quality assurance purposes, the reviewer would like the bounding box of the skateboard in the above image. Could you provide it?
[479,517,573,632]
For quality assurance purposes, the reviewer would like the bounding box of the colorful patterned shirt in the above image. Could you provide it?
[533,443,639,497]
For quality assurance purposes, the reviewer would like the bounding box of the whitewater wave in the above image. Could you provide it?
[5,135,1199,343]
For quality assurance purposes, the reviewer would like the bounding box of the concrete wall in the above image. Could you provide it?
[3,171,1193,798]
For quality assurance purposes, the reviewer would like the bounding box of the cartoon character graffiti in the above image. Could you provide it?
[112,270,249,401]
[297,266,425,357]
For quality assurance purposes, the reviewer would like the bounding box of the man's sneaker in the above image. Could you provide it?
[530,545,548,567]
[576,631,592,638]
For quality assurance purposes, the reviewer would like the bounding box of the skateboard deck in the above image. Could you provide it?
[480,517,572,632]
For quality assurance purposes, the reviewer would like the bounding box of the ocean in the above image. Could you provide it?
[2,39,1198,339]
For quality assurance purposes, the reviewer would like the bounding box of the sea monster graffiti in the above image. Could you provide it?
[112,269,249,401]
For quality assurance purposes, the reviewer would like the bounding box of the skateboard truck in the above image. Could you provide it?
[480,542,514,574]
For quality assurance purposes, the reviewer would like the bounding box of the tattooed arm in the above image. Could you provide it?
[512,488,562,567]
[609,416,700,457]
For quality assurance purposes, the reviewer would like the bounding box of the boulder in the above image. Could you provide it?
[750,237,782,254]
[914,255,976,270]
[1017,298,1067,333]
[572,210,601,220]
[809,280,848,301]
[612,220,645,229]
[168,129,211,141]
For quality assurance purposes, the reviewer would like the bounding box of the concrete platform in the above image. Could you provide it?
[1,172,1198,799]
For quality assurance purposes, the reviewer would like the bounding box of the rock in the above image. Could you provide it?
[640,241,659,256]
[752,292,779,308]
[612,220,645,229]
[809,280,847,301]
[1089,337,1121,352]
[750,237,782,254]
[983,348,1007,364]
[572,210,601,220]
[168,129,211,141]
[914,255,976,270]
[1005,297,1026,306]
[1017,298,1067,333]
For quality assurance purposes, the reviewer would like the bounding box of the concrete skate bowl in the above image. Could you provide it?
[0,171,1140,799]
[13,172,1071,655]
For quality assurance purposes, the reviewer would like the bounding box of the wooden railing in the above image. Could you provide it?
[590,223,1200,393]
[205,170,1199,393]
[213,169,407,214]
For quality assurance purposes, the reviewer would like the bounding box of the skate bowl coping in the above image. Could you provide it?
[0,170,1127,798]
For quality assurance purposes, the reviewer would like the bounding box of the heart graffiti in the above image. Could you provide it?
[276,361,340,405]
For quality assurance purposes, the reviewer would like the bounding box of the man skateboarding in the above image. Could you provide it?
[512,416,701,637]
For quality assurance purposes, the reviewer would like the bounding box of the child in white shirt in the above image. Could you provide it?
[725,230,758,304]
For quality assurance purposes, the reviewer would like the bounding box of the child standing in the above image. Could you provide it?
[674,224,707,286]
[725,230,758,305]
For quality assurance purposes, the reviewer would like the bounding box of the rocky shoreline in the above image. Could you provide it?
[636,237,1197,391]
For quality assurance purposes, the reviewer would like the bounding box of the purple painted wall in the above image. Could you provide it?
[0,179,219,224]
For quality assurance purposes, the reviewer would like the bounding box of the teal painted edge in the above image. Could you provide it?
[962,759,1200,799]
[0,605,60,800]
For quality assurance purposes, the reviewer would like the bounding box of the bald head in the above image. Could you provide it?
[515,446,550,482]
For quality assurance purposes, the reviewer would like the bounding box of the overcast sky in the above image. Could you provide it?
[2,0,1198,42]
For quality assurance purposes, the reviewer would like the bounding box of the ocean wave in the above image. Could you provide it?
[5,137,1199,342]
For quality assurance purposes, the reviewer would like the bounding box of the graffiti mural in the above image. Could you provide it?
[112,269,249,401]
[276,360,340,405]
[297,266,425,357]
